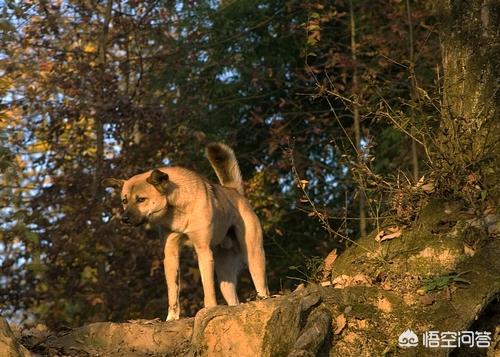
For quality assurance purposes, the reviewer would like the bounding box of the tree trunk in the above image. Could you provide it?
[435,0,499,201]
[349,0,367,237]
[406,0,420,182]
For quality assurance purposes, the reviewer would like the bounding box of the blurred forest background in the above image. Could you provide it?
[1,0,494,329]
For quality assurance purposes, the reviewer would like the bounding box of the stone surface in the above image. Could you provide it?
[45,318,193,356]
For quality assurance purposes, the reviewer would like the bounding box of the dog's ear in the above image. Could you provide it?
[102,178,124,190]
[147,169,169,193]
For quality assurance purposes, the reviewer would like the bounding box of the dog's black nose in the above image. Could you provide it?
[121,215,130,224]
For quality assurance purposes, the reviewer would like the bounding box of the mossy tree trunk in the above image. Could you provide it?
[435,0,499,201]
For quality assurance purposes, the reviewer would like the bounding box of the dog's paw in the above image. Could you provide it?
[166,306,180,321]
[166,314,180,322]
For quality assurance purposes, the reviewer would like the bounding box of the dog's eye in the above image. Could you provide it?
[122,198,128,205]
[136,197,146,203]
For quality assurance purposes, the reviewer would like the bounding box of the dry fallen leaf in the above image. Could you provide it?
[377,297,393,313]
[421,182,435,193]
[332,274,372,288]
[353,274,372,285]
[321,249,338,281]
[331,275,349,288]
[387,226,399,233]
[374,230,385,242]
[381,282,393,291]
[415,176,425,188]
[415,176,435,193]
[334,314,347,335]
[375,226,402,242]
[356,319,368,329]
[463,244,475,256]
[467,172,479,185]
[381,230,402,241]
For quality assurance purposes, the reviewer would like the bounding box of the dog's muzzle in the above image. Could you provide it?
[121,214,131,224]
[121,209,146,227]
[121,204,167,227]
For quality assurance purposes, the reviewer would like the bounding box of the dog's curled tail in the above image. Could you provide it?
[206,142,244,195]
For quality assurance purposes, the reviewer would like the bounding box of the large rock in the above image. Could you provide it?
[40,287,331,357]
[44,318,194,356]
[191,287,330,356]
[36,267,497,357]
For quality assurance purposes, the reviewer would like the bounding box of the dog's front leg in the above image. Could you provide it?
[164,232,182,321]
[190,234,217,308]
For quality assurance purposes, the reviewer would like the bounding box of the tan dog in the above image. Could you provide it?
[103,143,269,320]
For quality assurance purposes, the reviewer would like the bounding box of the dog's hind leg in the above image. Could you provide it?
[236,214,270,299]
[214,242,241,305]
[164,232,182,321]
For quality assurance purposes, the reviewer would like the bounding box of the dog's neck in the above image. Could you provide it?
[163,168,212,208]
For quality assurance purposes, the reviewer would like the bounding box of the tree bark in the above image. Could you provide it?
[436,0,499,200]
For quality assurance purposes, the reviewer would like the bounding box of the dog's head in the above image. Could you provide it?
[102,169,170,227]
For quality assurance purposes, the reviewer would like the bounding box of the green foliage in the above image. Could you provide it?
[288,255,324,283]
[421,273,471,293]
